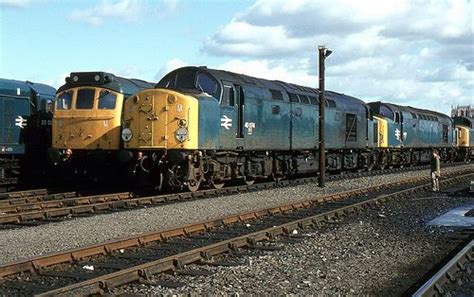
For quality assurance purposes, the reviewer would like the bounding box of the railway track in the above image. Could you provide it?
[0,163,469,226]
[413,240,473,297]
[0,171,472,296]
[0,192,132,224]
[0,188,55,200]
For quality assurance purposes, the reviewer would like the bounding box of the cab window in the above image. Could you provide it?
[395,112,400,123]
[157,72,176,88]
[76,89,95,109]
[222,85,235,106]
[98,90,116,109]
[197,73,217,96]
[379,105,394,120]
[57,90,73,110]
[46,100,54,113]
[176,69,196,89]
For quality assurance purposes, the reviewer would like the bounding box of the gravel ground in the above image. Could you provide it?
[116,180,474,295]
[0,164,472,264]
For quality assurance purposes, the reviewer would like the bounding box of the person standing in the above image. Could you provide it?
[431,149,441,192]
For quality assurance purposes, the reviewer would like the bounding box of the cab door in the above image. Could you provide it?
[218,83,238,150]
[235,84,245,149]
[394,111,404,145]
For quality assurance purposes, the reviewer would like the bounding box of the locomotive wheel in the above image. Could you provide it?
[378,151,388,170]
[186,179,200,192]
[367,154,376,171]
[210,179,225,189]
[244,175,255,186]
[271,173,285,183]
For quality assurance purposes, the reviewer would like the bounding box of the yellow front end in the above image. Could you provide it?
[456,126,469,147]
[53,87,123,150]
[123,89,198,150]
[374,116,388,148]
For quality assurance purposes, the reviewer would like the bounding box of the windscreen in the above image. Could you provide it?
[98,90,116,109]
[76,89,95,109]
[57,90,73,110]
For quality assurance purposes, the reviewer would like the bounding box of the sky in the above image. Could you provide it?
[0,0,472,115]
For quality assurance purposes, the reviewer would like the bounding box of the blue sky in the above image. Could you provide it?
[1,0,472,114]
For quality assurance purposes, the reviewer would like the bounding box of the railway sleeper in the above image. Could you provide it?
[198,258,245,267]
[173,268,214,276]
[188,235,231,241]
[85,262,131,270]
[93,204,113,212]
[38,269,100,280]
[0,280,52,292]
[247,243,284,252]
[138,278,186,289]
[114,254,164,261]
[71,206,94,214]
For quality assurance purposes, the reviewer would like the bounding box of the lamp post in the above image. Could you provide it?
[318,45,332,187]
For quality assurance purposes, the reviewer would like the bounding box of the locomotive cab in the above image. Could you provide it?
[453,116,473,160]
[51,72,154,181]
[0,79,56,183]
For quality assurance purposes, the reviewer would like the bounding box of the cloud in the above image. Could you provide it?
[203,22,314,58]
[154,58,187,81]
[157,0,178,19]
[0,0,30,8]
[200,0,473,114]
[70,0,145,25]
[218,59,315,87]
[70,0,179,25]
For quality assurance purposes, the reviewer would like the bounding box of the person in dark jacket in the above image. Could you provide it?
[431,149,441,192]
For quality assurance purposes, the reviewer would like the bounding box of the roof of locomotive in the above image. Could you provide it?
[0,78,56,99]
[452,116,473,128]
[158,66,368,109]
[57,72,154,97]
[26,81,56,99]
[369,101,451,122]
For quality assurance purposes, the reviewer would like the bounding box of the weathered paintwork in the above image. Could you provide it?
[368,102,454,149]
[325,91,370,150]
[53,72,154,151]
[0,79,56,155]
[123,89,199,150]
[149,66,371,153]
[457,126,470,147]
[53,87,124,150]
[453,117,473,148]
[197,95,220,149]
[373,116,388,148]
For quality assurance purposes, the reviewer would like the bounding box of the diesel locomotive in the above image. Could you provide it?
[50,72,154,181]
[0,78,56,183]
[119,66,470,192]
[453,116,474,160]
[368,102,455,167]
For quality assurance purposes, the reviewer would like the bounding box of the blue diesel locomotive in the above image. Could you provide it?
[121,66,381,191]
[121,66,471,191]
[0,78,56,183]
[368,102,455,168]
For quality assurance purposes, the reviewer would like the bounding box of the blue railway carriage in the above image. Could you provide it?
[368,101,455,167]
[0,79,56,182]
[452,116,473,160]
[50,72,154,182]
[122,66,374,191]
